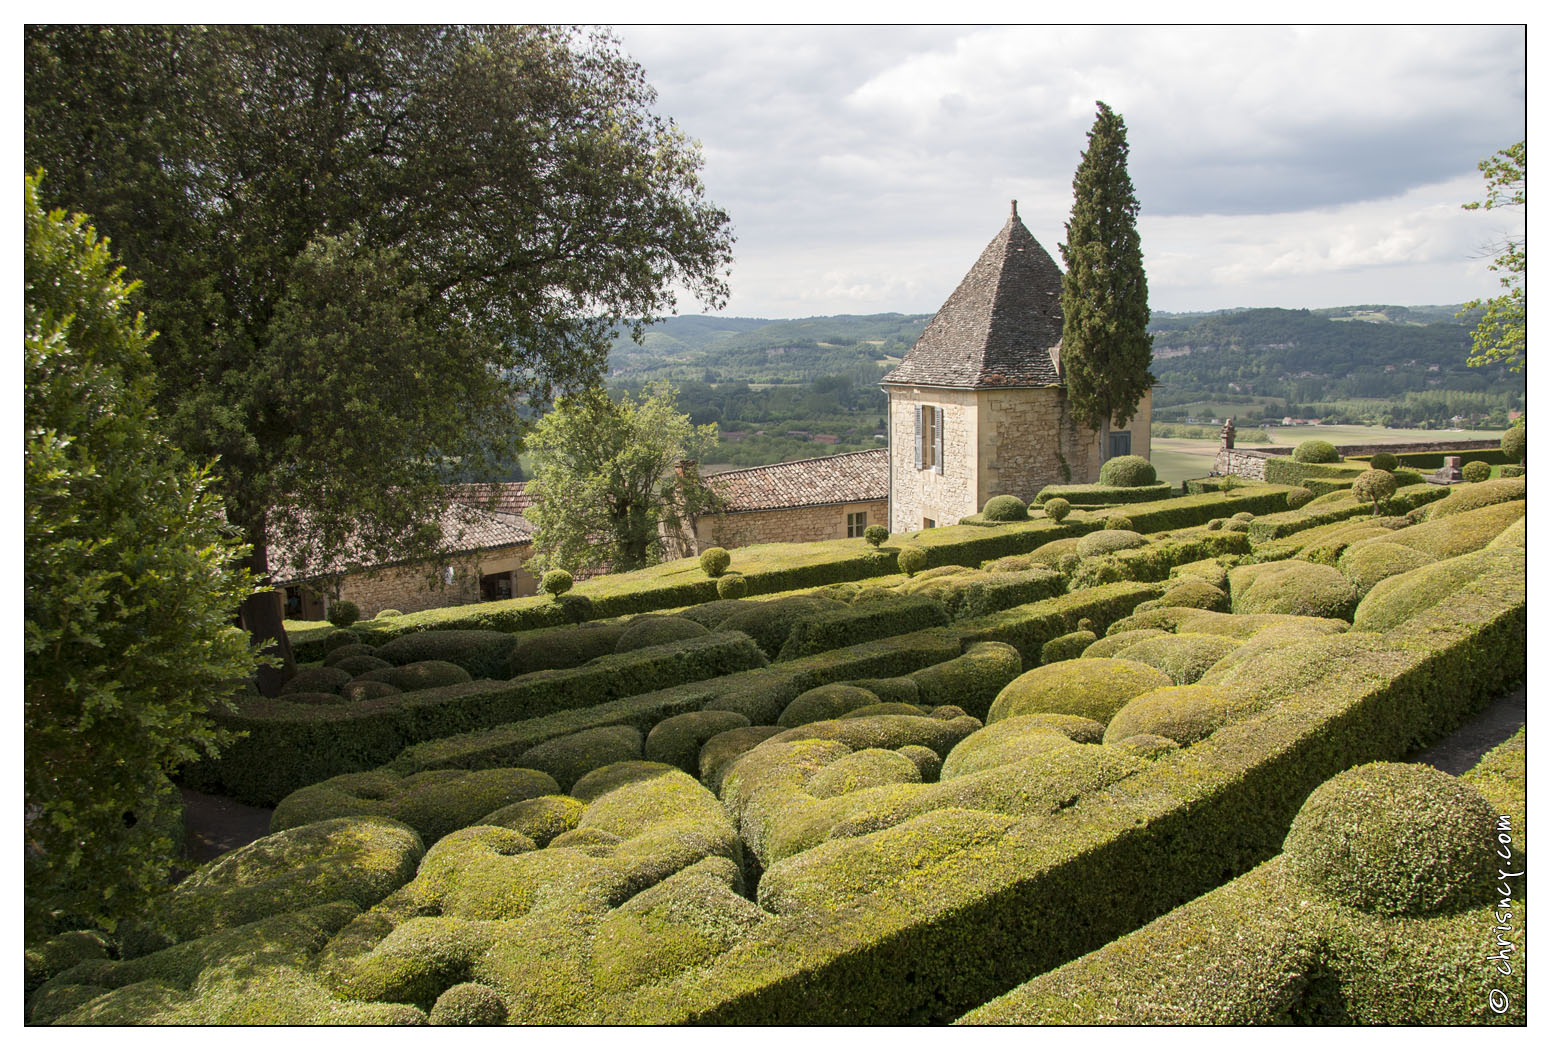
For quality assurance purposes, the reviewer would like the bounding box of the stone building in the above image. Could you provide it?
[688,449,889,550]
[880,203,1152,532]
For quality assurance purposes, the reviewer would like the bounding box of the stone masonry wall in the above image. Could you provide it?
[1212,438,1502,481]
[698,500,891,549]
[977,387,1068,506]
[888,387,979,531]
[312,542,536,619]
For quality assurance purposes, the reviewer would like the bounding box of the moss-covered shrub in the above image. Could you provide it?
[699,547,731,578]
[1352,546,1524,633]
[1335,541,1432,597]
[1349,469,1397,515]
[328,600,361,628]
[778,684,882,728]
[897,545,927,577]
[1042,497,1071,523]
[981,495,1030,522]
[939,718,1077,780]
[716,573,748,600]
[1292,440,1338,464]
[474,795,585,846]
[1367,451,1398,472]
[516,726,644,793]
[356,659,474,692]
[1039,629,1097,665]
[1075,530,1147,559]
[1098,455,1157,488]
[615,616,710,654]
[1103,683,1265,747]
[1284,486,1315,510]
[806,748,923,799]
[377,629,518,679]
[987,658,1172,725]
[127,817,424,956]
[271,768,560,844]
[429,982,508,1025]
[1228,560,1359,621]
[717,595,848,658]
[570,760,680,802]
[1282,762,1498,916]
[541,569,573,598]
[1501,423,1526,464]
[1169,558,1231,591]
[1081,627,1169,659]
[280,666,352,696]
[643,710,752,776]
[322,628,362,654]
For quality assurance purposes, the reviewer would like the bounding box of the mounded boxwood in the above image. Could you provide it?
[1282,762,1498,916]
[1335,541,1432,597]
[1075,530,1147,559]
[1373,498,1524,562]
[1421,476,1525,520]
[1352,545,1524,633]
[981,495,1030,522]
[897,545,927,577]
[987,658,1173,725]
[906,641,1023,719]
[1501,423,1526,464]
[717,573,749,600]
[1284,487,1315,510]
[1292,439,1338,464]
[1228,560,1359,621]
[322,643,378,667]
[328,600,361,628]
[699,547,731,578]
[356,659,474,692]
[1039,629,1096,666]
[777,595,951,661]
[1349,469,1397,515]
[1103,683,1266,747]
[516,725,644,793]
[1105,632,1242,685]
[281,666,352,696]
[1041,498,1070,523]
[430,983,508,1026]
[615,616,710,653]
[777,684,882,728]
[1367,451,1398,472]
[644,710,752,776]
[376,630,518,680]
[1098,455,1157,488]
[505,622,629,676]
[1034,482,1172,506]
[718,595,848,658]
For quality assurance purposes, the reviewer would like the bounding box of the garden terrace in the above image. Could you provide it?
[28,477,1526,1025]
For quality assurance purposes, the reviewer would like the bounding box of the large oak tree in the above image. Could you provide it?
[25,25,734,691]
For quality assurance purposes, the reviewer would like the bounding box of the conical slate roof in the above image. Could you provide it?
[882,203,1064,389]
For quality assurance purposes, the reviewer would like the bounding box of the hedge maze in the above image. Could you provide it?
[26,472,1527,1025]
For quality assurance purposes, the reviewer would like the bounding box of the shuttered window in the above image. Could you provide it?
[915,404,945,472]
[914,405,925,469]
[932,406,944,475]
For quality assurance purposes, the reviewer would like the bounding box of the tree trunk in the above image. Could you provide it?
[241,538,296,698]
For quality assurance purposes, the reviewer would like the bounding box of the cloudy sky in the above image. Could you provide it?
[610,24,1526,320]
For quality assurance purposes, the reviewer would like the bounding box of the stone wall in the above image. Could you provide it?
[1213,438,1503,481]
[888,387,980,531]
[288,542,537,620]
[977,388,1068,506]
[696,500,891,549]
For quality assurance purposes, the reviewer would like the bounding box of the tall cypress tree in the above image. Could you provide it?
[1059,101,1155,448]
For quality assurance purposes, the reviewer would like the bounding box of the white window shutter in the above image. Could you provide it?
[933,407,944,475]
[914,404,924,469]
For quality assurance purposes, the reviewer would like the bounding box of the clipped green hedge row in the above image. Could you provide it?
[1032,482,1174,506]
[388,627,965,775]
[1078,532,1250,585]
[777,596,951,661]
[589,543,1523,1024]
[1388,447,1512,469]
[186,632,771,804]
[954,581,1166,665]
[1245,483,1447,541]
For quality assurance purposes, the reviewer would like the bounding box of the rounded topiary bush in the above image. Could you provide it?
[281,665,352,696]
[643,710,751,776]
[541,569,573,598]
[1229,560,1359,621]
[558,593,593,624]
[778,684,882,729]
[1103,683,1264,747]
[897,544,926,577]
[807,748,922,799]
[981,495,1030,522]
[1283,762,1499,916]
[515,726,644,793]
[1230,511,1254,524]
[1098,455,1157,488]
[330,654,394,678]
[861,524,891,548]
[1502,423,1526,464]
[1350,469,1398,515]
[699,546,731,578]
[1039,629,1097,666]
[327,600,360,628]
[1284,487,1316,510]
[614,615,710,653]
[1041,497,1071,523]
[1337,540,1432,597]
[1205,518,1224,531]
[1104,515,1134,531]
[429,982,508,1026]
[1368,451,1398,472]
[717,594,847,659]
[987,658,1173,725]
[322,643,377,667]
[1111,733,1179,760]
[1501,464,1525,477]
[1222,518,1249,533]
[373,608,402,619]
[1075,529,1147,559]
[716,572,748,600]
[1461,460,1491,483]
[1107,632,1242,686]
[699,726,786,793]
[322,628,362,654]
[356,659,473,692]
[1292,439,1339,464]
[341,679,401,702]
[939,717,1078,780]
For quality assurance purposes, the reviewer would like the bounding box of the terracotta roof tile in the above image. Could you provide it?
[881,205,1064,390]
[445,481,535,517]
[705,448,888,513]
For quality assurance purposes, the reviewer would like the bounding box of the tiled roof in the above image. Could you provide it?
[268,501,533,586]
[705,448,888,513]
[445,481,535,517]
[881,204,1064,389]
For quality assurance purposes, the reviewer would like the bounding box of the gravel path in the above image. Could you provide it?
[1406,683,1527,776]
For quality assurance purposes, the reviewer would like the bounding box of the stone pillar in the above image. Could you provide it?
[1220,417,1236,450]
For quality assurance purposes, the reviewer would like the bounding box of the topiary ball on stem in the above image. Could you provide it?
[863,524,890,547]
[1501,423,1526,465]
[897,545,926,577]
[1042,498,1071,523]
[327,600,360,628]
[1461,460,1491,483]
[1351,468,1397,516]
[981,495,1030,522]
[699,546,731,578]
[1293,439,1339,464]
[1098,455,1157,487]
[541,569,573,599]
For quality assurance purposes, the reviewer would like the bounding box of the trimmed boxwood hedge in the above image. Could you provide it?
[374,630,518,680]
[185,631,771,804]
[1245,483,1447,542]
[1033,482,1172,506]
[776,595,950,661]
[954,581,1167,665]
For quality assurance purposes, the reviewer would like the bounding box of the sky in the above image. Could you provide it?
[609,24,1527,320]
